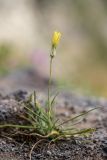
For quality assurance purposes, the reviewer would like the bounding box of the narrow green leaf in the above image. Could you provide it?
[57,107,98,127]
[51,92,59,106]
[24,105,48,123]
[0,124,34,129]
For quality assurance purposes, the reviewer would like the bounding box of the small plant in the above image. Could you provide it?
[0,31,97,160]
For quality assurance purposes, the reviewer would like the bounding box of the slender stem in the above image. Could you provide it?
[48,56,53,116]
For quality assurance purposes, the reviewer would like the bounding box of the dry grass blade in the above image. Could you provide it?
[29,139,44,160]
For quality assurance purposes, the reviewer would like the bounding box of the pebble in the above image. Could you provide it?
[46,150,52,156]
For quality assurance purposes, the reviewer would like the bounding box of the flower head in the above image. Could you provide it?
[52,31,61,48]
[51,31,61,58]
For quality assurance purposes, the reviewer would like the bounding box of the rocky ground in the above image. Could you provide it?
[0,70,107,160]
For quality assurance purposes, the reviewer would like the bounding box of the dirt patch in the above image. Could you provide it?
[0,90,107,160]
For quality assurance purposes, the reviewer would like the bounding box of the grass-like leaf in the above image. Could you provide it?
[57,107,98,127]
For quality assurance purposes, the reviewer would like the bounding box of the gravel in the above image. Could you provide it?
[0,90,107,160]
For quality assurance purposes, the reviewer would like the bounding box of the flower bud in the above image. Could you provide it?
[51,31,61,58]
[52,31,61,48]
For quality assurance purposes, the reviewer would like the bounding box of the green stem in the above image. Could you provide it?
[48,56,53,118]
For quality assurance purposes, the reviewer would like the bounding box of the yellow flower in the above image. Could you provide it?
[52,31,61,48]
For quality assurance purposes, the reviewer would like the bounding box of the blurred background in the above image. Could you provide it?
[0,0,107,97]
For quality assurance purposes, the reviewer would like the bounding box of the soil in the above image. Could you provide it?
[0,70,107,160]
